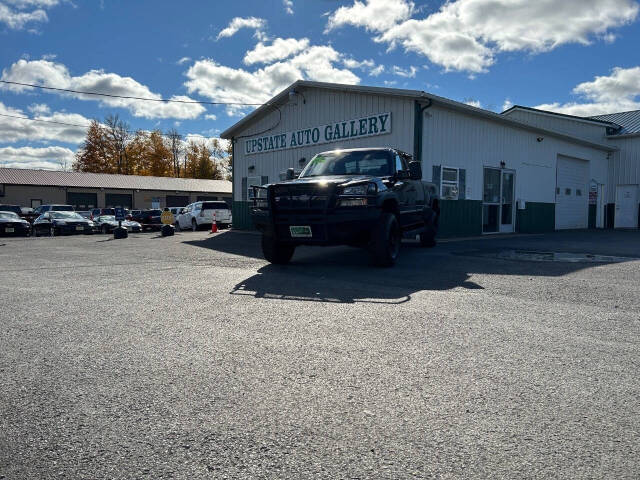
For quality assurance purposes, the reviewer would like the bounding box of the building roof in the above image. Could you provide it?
[502,105,618,127]
[0,168,232,194]
[589,110,640,136]
[221,80,617,152]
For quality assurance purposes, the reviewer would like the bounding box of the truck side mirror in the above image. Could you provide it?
[286,168,296,180]
[409,161,422,180]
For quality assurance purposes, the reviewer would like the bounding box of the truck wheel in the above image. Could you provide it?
[370,212,401,267]
[261,234,295,264]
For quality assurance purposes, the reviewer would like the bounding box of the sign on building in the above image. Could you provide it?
[244,112,392,156]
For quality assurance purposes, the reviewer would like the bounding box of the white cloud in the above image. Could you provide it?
[534,66,640,116]
[4,0,60,7]
[0,145,75,170]
[369,64,385,76]
[464,99,482,108]
[176,56,191,65]
[326,0,414,33]
[283,0,293,15]
[217,17,266,41]
[0,101,90,144]
[1,59,206,119]
[391,65,417,78]
[502,99,513,112]
[185,45,360,115]
[204,114,217,121]
[27,102,50,114]
[243,38,310,65]
[327,0,639,73]
[0,3,47,29]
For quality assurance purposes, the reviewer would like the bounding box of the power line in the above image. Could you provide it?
[0,79,264,106]
[0,112,217,140]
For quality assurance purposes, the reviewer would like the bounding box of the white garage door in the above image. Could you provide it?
[556,156,589,230]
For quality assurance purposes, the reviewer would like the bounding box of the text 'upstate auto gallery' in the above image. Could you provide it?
[222,80,638,235]
[244,113,391,155]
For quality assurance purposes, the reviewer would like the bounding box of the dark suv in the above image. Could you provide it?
[131,209,163,231]
[251,148,439,267]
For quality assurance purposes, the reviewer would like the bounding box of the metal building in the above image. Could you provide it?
[0,168,232,210]
[222,80,637,235]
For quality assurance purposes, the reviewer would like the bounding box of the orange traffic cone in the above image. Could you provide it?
[210,212,218,234]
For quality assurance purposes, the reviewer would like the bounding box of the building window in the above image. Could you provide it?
[565,188,571,196]
[441,167,459,200]
[247,175,262,199]
[576,189,582,196]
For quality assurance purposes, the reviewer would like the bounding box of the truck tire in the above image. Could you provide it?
[370,212,401,267]
[261,234,295,265]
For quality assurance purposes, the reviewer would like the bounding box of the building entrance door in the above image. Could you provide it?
[483,167,515,234]
[614,185,639,228]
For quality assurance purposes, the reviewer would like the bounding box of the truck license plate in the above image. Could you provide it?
[289,226,312,238]
[5,227,14,233]
[76,226,84,231]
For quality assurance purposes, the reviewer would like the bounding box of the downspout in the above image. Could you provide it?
[413,98,433,162]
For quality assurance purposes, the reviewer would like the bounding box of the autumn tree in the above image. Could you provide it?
[74,120,113,173]
[104,114,131,174]
[166,128,183,177]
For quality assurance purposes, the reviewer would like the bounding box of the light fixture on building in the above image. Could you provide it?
[288,89,306,104]
[248,165,255,173]
[298,157,306,166]
[536,137,544,142]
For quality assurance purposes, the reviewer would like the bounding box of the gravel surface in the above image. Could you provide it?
[1,229,639,479]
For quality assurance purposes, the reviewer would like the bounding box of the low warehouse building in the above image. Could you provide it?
[0,168,232,210]
[222,80,635,235]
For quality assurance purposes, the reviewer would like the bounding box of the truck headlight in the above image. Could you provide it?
[341,184,368,195]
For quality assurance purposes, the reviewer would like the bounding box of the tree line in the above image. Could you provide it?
[73,114,231,180]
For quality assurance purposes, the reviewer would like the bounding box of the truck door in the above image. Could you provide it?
[393,153,421,228]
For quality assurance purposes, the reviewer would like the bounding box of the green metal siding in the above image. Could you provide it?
[516,202,555,233]
[438,200,482,237]
[232,201,254,230]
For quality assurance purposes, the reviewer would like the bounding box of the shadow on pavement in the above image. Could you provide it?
[184,230,640,304]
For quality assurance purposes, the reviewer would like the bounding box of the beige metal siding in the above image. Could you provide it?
[232,89,415,201]
[422,105,609,204]
[2,185,66,207]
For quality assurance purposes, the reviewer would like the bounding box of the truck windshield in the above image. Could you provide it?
[300,150,393,178]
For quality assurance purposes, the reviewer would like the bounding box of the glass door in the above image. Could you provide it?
[483,168,515,234]
[500,171,515,233]
[483,168,501,233]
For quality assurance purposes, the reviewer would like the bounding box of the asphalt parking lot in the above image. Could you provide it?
[1,229,639,479]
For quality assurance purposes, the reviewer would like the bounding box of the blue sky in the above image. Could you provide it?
[1,0,639,169]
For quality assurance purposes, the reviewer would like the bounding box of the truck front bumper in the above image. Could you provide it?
[252,207,381,246]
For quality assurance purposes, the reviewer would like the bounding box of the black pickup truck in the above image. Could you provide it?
[251,148,440,267]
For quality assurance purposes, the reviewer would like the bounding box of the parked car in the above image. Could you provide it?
[0,204,38,224]
[251,147,440,267]
[33,205,74,216]
[93,215,142,234]
[33,211,94,236]
[176,201,232,231]
[131,209,163,231]
[20,207,39,224]
[0,211,32,236]
[90,208,115,220]
[76,211,92,219]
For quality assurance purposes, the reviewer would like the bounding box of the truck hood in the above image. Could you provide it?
[278,175,380,187]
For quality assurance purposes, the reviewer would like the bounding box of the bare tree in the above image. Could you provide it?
[166,128,183,177]
[104,114,131,174]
